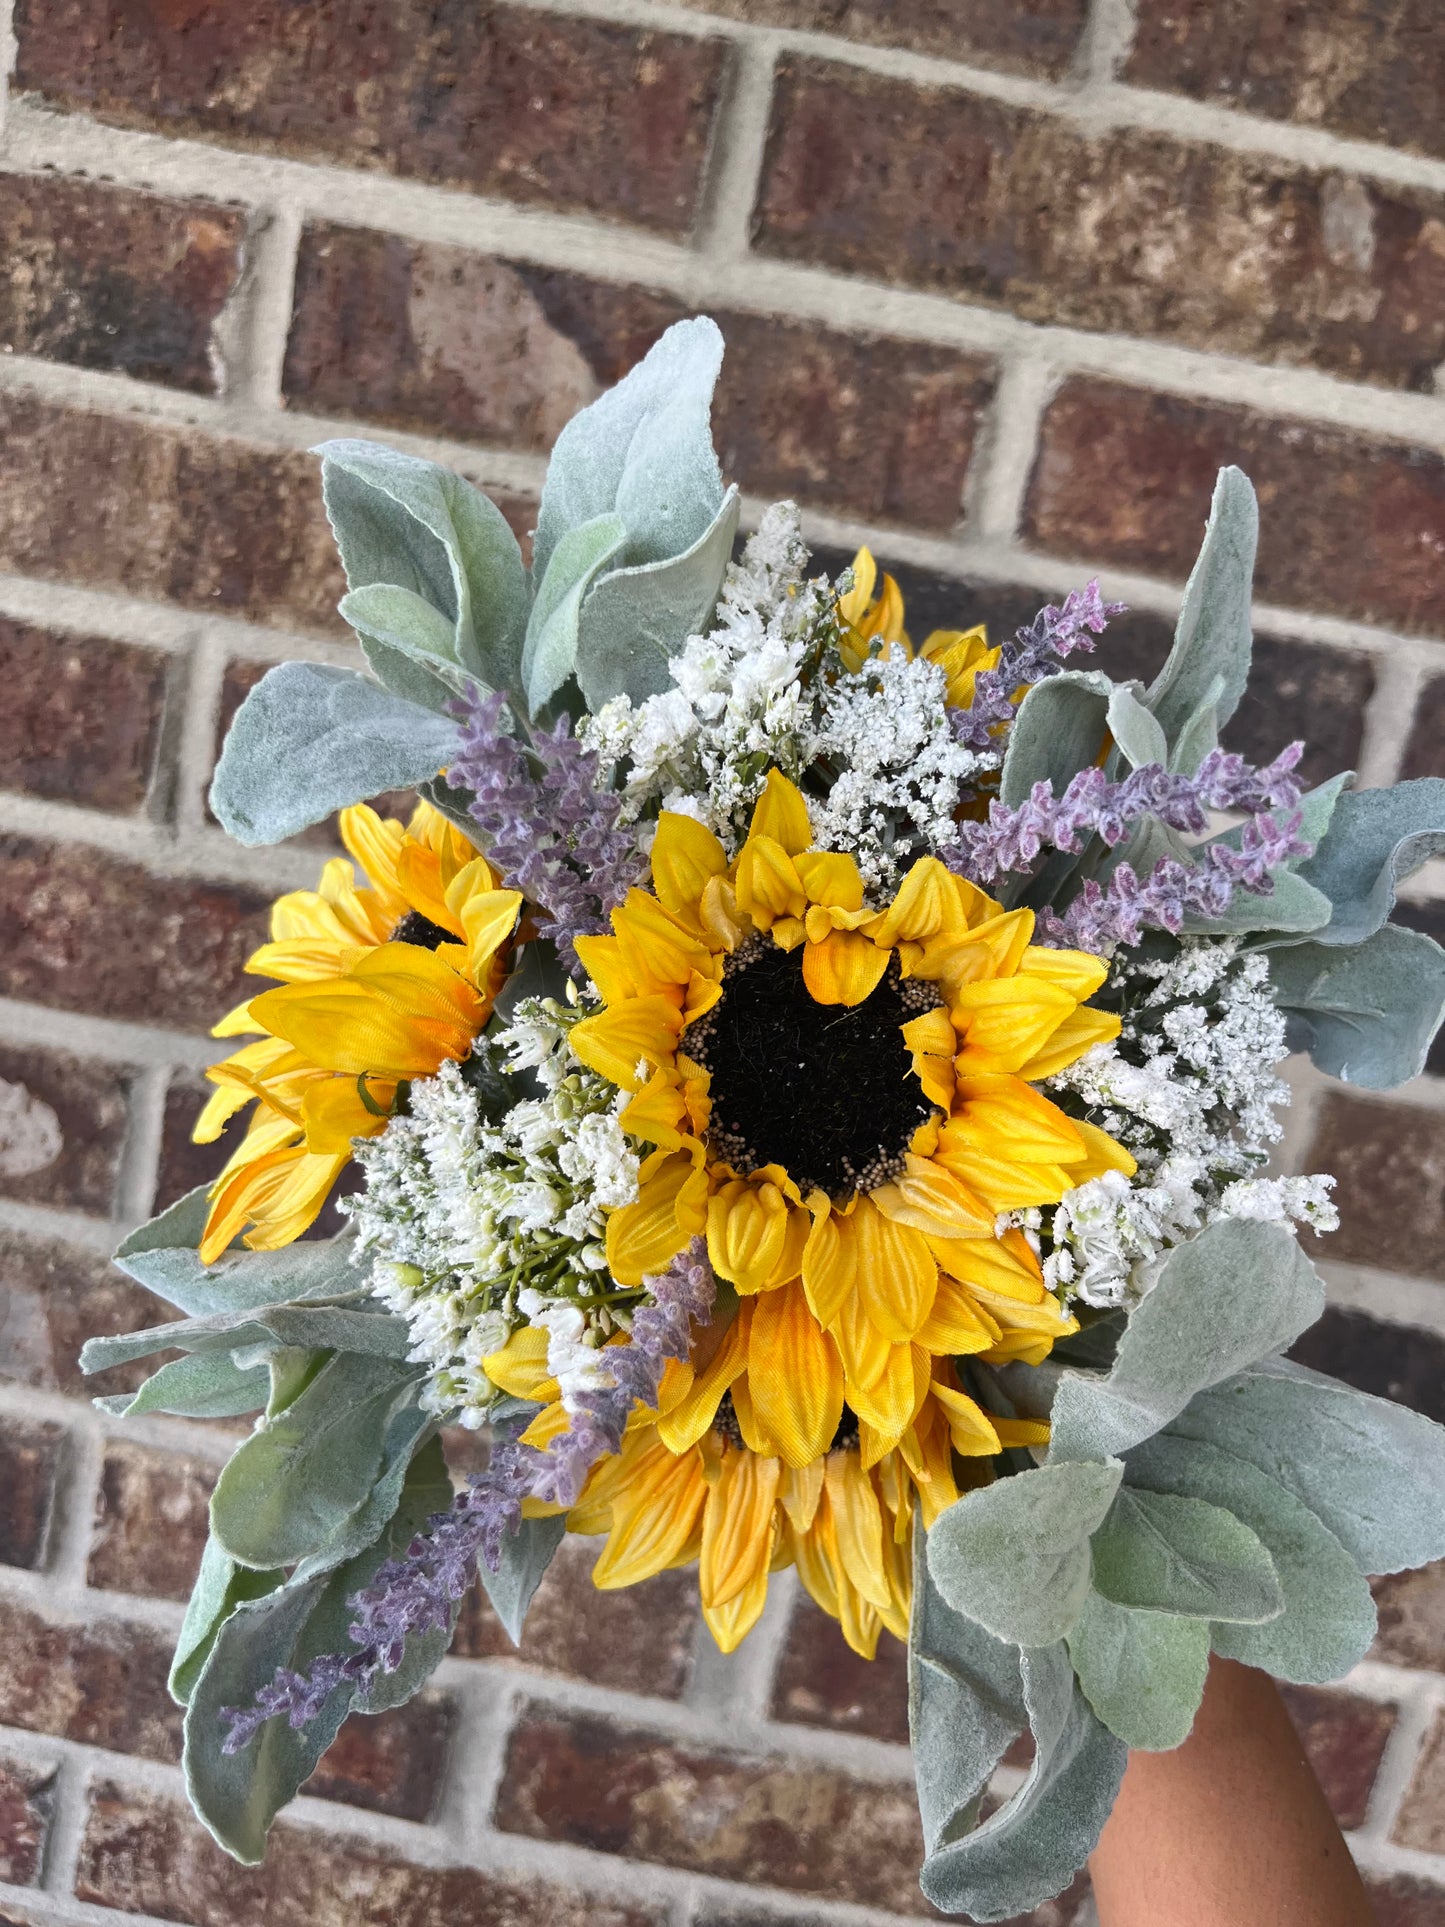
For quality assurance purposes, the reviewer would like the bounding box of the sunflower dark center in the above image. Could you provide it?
[687,937,939,1202]
[392,909,454,950]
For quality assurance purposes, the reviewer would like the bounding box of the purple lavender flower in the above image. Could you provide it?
[950,581,1127,752]
[220,1243,715,1751]
[448,690,645,977]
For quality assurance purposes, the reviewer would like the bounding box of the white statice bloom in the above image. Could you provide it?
[346,1008,640,1426]
[516,1289,615,1412]
[1044,937,1335,1308]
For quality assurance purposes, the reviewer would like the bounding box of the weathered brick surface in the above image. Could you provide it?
[1391,899,1445,1076]
[0,1229,167,1400]
[1306,1094,1445,1287]
[1371,1872,1445,1926]
[0,395,345,634]
[497,1704,936,1915]
[87,1441,214,1602]
[1026,381,1445,636]
[155,1072,243,1213]
[1126,0,1445,162]
[453,1533,698,1698]
[1402,678,1445,782]
[756,59,1445,387]
[678,0,1085,73]
[1375,1562,1445,1671]
[0,172,244,390]
[1279,1684,1397,1830]
[0,1041,130,1214]
[1394,1707,1445,1852]
[305,1695,455,1824]
[75,1783,662,1927]
[0,1599,181,1762]
[0,1757,54,1887]
[1291,1308,1445,1426]
[284,231,993,531]
[15,1,724,237]
[0,1417,64,1572]
[771,1596,909,1744]
[0,620,170,814]
[0,836,270,1031]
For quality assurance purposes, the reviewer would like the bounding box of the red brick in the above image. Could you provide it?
[1393,1706,1445,1851]
[1126,0,1445,162]
[15,1,724,238]
[1370,1873,1445,1927]
[0,619,170,813]
[0,172,244,391]
[1373,1560,1445,1671]
[0,1228,168,1400]
[755,59,1445,389]
[1402,677,1445,782]
[305,1693,453,1823]
[1278,1684,1395,1831]
[0,1041,130,1214]
[284,229,993,532]
[0,1418,64,1572]
[1306,1095,1445,1289]
[0,393,345,635]
[1290,1308,1445,1427]
[87,1441,215,1603]
[453,1533,698,1698]
[0,1757,54,1887]
[1391,899,1445,1076]
[1025,381,1445,637]
[0,1599,181,1762]
[0,835,270,1032]
[75,1782,662,1927]
[771,1595,909,1744]
[496,1704,935,1915]
[675,0,1084,74]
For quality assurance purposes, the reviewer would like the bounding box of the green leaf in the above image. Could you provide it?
[1291,779,1445,946]
[290,1400,435,1583]
[521,511,628,715]
[209,1354,422,1570]
[170,1535,285,1705]
[1067,1592,1210,1751]
[209,663,461,847]
[184,1439,454,1863]
[1124,1435,1376,1683]
[1107,681,1169,771]
[1180,865,1333,937]
[909,1525,1027,1855]
[926,1459,1123,1648]
[574,486,740,712]
[1170,1358,1445,1576]
[115,1184,217,1267]
[1166,674,1225,776]
[338,582,471,695]
[1090,1487,1282,1623]
[99,1351,270,1421]
[919,1642,1127,1924]
[1000,671,1114,810]
[533,317,725,589]
[1048,1218,1324,1463]
[1267,923,1445,1089]
[111,1222,365,1319]
[81,1296,410,1377]
[1147,466,1257,744]
[480,1513,567,1644]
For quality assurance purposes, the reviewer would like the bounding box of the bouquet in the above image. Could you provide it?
[84,319,1445,1919]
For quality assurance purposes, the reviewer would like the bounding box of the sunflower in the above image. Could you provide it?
[196,800,521,1262]
[836,546,1003,711]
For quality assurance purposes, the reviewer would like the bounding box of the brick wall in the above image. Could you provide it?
[0,3,1444,1923]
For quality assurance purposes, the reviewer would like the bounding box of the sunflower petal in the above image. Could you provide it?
[746,1281,845,1468]
[802,928,889,1006]
[824,1452,891,1612]
[651,812,729,918]
[850,1194,938,1343]
[747,770,812,855]
[606,1153,704,1285]
[700,1444,781,1610]
[707,1178,791,1294]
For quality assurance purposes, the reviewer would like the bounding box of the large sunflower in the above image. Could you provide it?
[196,801,521,1262]
[519,768,1132,1651]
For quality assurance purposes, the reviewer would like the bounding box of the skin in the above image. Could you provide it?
[1090,1657,1377,1927]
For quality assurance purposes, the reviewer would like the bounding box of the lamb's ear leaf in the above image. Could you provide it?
[925,1459,1123,1648]
[81,1297,409,1376]
[1089,1488,1283,1623]
[111,1223,365,1319]
[574,487,741,711]
[1047,1218,1324,1463]
[1067,1592,1210,1751]
[521,511,628,716]
[909,1526,1027,1855]
[479,1512,568,1644]
[999,671,1115,809]
[1123,1435,1377,1684]
[339,583,471,696]
[1180,867,1333,937]
[1168,1358,1445,1576]
[115,1184,216,1265]
[1148,465,1257,744]
[100,1351,271,1421]
[1288,778,1445,947]
[170,1536,285,1706]
[1166,674,1225,776]
[533,317,724,588]
[1105,681,1169,771]
[209,663,461,846]
[918,1642,1127,1924]
[1266,923,1445,1089]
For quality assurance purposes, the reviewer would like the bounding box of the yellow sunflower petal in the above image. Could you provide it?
[870,1154,996,1242]
[592,1439,709,1589]
[300,1076,392,1154]
[1017,945,1110,1000]
[613,888,718,989]
[1016,1004,1123,1081]
[831,1281,893,1390]
[933,1380,1003,1456]
[914,1273,1004,1355]
[703,1568,772,1653]
[802,927,890,1007]
[746,1280,845,1468]
[570,995,685,1091]
[606,1153,705,1286]
[651,812,730,918]
[700,1443,781,1610]
[801,1200,857,1328]
[707,1177,792,1294]
[734,835,806,928]
[1067,1117,1138,1181]
[848,1196,938,1346]
[481,1327,558,1401]
[795,849,865,912]
[824,1452,892,1612]
[656,1306,752,1453]
[868,856,989,947]
[951,976,1077,1074]
[747,769,812,855]
[781,1457,826,1535]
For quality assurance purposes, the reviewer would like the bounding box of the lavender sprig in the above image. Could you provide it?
[219,1244,714,1752]
[950,581,1126,752]
[449,690,645,976]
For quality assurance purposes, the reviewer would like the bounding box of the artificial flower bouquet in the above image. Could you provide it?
[84,319,1445,1919]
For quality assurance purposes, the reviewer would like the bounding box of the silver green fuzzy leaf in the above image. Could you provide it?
[1267,922,1445,1088]
[112,1208,365,1318]
[522,511,628,714]
[80,1295,410,1376]
[170,1536,284,1707]
[1290,778,1445,947]
[1180,865,1333,937]
[1089,1487,1282,1623]
[96,1351,271,1422]
[481,1513,568,1644]
[1000,670,1114,810]
[1067,1592,1210,1751]
[1147,466,1257,747]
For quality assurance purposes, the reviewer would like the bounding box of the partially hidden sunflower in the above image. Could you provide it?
[835,545,1003,708]
[195,800,522,1263]
[492,768,1135,1655]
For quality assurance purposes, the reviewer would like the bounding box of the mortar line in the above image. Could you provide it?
[691,33,776,263]
[213,199,304,412]
[1355,1680,1441,1845]
[171,627,230,837]
[1073,0,1138,90]
[0,1198,130,1254]
[684,1563,796,1721]
[38,1404,103,1595]
[114,1063,169,1225]
[11,108,1445,454]
[0,570,355,663]
[0,1384,246,1471]
[34,1753,93,1910]
[1316,1261,1445,1338]
[1354,651,1428,791]
[963,354,1059,543]
[0,998,220,1071]
[0,0,14,142]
